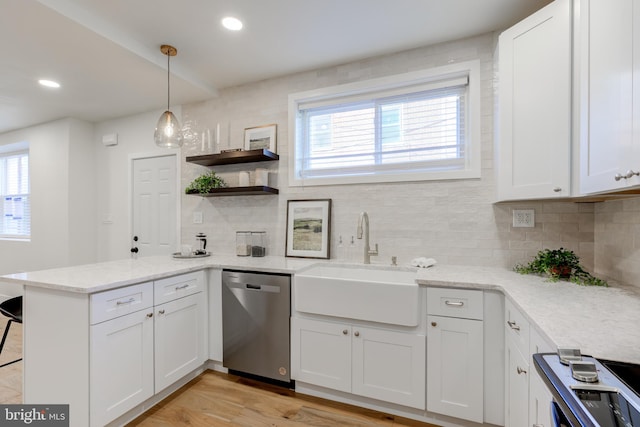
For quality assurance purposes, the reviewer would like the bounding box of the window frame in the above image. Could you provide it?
[288,60,481,186]
[0,142,30,240]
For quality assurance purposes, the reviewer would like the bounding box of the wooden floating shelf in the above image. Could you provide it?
[186,186,279,197]
[186,149,279,166]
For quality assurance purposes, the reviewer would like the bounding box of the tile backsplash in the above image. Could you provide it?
[179,31,637,288]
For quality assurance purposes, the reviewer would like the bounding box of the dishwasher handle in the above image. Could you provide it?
[224,280,281,294]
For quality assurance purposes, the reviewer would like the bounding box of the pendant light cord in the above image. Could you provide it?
[166,50,170,111]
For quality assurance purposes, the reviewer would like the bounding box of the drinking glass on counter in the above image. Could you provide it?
[236,231,251,256]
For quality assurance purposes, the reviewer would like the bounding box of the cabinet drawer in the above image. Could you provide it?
[90,281,153,325]
[154,271,204,305]
[426,287,483,320]
[505,298,530,356]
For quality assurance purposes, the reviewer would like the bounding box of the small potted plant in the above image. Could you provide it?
[185,171,227,194]
[514,248,607,287]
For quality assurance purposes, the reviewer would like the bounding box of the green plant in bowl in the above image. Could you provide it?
[185,171,227,194]
[514,247,607,287]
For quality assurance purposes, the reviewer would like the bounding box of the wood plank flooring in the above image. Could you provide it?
[127,371,440,427]
[0,319,22,404]
[0,322,439,427]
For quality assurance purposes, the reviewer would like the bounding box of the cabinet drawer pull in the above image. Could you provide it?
[553,187,562,192]
[517,366,527,375]
[116,297,136,306]
[507,320,520,331]
[175,284,190,290]
[354,331,360,337]
[431,321,437,327]
[342,329,348,335]
[158,309,165,315]
[615,173,625,181]
[146,312,153,318]
[445,300,464,307]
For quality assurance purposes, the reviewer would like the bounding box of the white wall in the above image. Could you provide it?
[93,108,181,262]
[0,118,95,277]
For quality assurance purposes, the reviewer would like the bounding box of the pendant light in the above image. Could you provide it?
[154,44,184,148]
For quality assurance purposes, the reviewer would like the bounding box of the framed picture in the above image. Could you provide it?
[244,124,277,152]
[286,199,331,259]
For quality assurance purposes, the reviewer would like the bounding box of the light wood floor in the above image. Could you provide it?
[0,322,438,427]
[0,319,22,404]
[127,371,439,427]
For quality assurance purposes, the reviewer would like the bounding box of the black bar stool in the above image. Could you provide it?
[0,295,22,368]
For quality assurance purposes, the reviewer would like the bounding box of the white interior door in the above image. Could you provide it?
[132,155,177,257]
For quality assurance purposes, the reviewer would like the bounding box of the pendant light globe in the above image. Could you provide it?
[154,44,183,148]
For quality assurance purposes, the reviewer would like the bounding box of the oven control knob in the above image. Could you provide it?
[570,361,599,383]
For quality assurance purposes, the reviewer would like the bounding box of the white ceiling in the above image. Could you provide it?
[0,0,552,135]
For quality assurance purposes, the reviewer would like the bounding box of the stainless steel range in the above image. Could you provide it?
[534,349,640,426]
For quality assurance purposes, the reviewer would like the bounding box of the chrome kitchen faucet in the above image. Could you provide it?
[357,211,378,264]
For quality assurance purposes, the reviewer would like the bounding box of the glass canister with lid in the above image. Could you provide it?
[251,231,266,257]
[236,231,251,256]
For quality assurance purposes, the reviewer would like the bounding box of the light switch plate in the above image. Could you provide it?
[512,209,535,228]
[193,211,203,224]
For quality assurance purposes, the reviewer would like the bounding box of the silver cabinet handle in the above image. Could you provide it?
[175,284,189,290]
[533,424,544,427]
[116,297,135,306]
[431,322,437,327]
[553,187,562,192]
[354,331,360,337]
[445,300,464,307]
[615,173,625,181]
[158,309,165,315]
[146,312,153,318]
[517,366,527,375]
[625,170,640,179]
[507,320,520,331]
[342,329,348,335]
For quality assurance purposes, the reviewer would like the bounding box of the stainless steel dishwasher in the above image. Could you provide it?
[222,269,291,384]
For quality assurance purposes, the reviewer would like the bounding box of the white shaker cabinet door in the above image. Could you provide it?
[505,338,530,427]
[497,0,572,201]
[90,309,154,427]
[427,315,483,423]
[291,317,352,393]
[579,0,638,193]
[352,326,426,410]
[154,292,207,392]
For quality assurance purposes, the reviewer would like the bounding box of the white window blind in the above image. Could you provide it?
[289,62,481,186]
[0,150,30,239]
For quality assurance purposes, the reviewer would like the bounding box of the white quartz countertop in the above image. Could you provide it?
[3,256,639,364]
[416,265,640,365]
[0,254,315,294]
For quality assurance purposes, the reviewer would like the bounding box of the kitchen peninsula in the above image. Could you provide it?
[2,255,640,427]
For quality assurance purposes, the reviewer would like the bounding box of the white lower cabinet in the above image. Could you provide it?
[90,309,154,427]
[154,292,207,392]
[90,272,207,426]
[291,317,425,409]
[506,336,530,427]
[426,315,484,423]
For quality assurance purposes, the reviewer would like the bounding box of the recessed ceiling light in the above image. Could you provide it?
[38,79,60,88]
[222,16,243,31]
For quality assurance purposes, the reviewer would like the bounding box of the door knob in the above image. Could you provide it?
[130,247,138,253]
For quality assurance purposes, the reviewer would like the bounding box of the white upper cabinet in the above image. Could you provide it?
[579,0,640,193]
[497,0,572,201]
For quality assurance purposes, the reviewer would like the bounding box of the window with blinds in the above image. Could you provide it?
[289,61,481,186]
[0,149,30,239]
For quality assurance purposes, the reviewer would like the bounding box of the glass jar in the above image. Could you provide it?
[236,231,251,256]
[251,231,266,257]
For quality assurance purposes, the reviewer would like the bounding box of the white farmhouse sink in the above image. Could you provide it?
[294,264,420,326]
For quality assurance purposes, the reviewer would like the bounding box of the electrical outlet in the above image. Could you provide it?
[512,209,535,228]
[193,211,203,224]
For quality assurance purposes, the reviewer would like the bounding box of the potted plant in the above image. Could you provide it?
[514,248,607,287]
[185,171,227,194]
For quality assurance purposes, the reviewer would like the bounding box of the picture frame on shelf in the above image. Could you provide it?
[285,199,331,259]
[244,124,277,153]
